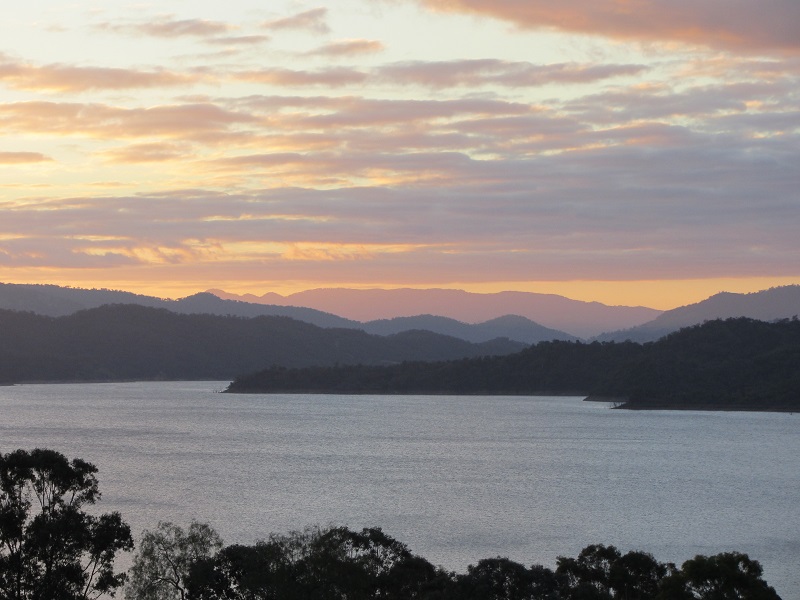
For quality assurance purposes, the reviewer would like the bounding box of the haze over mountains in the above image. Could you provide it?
[208,288,660,338]
[2,282,799,346]
[0,283,577,345]
[596,285,800,342]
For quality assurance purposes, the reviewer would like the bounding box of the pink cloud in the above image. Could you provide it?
[415,0,800,53]
[262,8,329,34]
[0,59,204,92]
[0,101,256,141]
[378,59,645,87]
[95,17,233,38]
[235,68,368,87]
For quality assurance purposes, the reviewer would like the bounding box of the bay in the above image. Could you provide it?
[0,381,797,598]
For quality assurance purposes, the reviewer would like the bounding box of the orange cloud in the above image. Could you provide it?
[307,39,385,57]
[415,0,800,53]
[100,143,191,164]
[0,152,53,164]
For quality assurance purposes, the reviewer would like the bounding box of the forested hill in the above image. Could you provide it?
[0,305,525,384]
[226,317,800,411]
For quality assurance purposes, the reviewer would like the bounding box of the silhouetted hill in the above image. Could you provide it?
[0,283,578,345]
[596,285,800,342]
[0,283,354,328]
[0,305,525,384]
[361,314,578,344]
[209,287,661,338]
[226,318,800,412]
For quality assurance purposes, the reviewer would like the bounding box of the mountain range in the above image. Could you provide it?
[0,283,579,344]
[595,286,800,342]
[207,287,660,338]
[2,282,799,346]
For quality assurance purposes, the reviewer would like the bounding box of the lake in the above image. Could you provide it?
[0,381,797,598]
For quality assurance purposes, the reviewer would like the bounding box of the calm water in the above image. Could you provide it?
[0,382,797,598]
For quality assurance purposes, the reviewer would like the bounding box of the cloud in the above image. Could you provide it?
[307,39,385,57]
[262,8,330,34]
[377,59,646,88]
[205,34,271,47]
[0,152,53,164]
[0,58,204,92]
[100,143,191,164]
[235,67,368,87]
[413,0,800,54]
[96,16,233,39]
[230,60,642,90]
[1,144,797,281]
[0,101,257,142]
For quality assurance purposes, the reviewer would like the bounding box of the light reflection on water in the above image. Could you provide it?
[0,381,797,598]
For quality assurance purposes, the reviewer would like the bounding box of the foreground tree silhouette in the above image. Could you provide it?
[187,526,446,600]
[656,552,781,600]
[125,521,222,600]
[0,448,133,600]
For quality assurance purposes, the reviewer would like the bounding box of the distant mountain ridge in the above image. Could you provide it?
[596,286,800,342]
[0,283,576,345]
[361,314,579,344]
[208,287,661,338]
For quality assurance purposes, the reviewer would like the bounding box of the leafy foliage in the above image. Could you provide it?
[125,521,222,600]
[0,449,133,600]
[136,524,781,600]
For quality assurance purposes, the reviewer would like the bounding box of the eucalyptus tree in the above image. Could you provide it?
[125,521,222,600]
[0,448,133,600]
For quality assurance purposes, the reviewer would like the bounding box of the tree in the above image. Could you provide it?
[456,557,560,600]
[125,521,222,600]
[186,526,447,600]
[656,552,781,600]
[556,544,621,599]
[0,448,133,600]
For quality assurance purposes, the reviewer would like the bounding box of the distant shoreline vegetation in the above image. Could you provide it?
[225,317,800,412]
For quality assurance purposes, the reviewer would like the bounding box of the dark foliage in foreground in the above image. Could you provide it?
[226,317,800,411]
[128,524,782,599]
[0,449,133,600]
[0,448,783,599]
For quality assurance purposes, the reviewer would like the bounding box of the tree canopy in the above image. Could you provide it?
[0,449,132,600]
[123,523,781,600]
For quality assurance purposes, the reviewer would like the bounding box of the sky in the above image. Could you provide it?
[1,0,798,309]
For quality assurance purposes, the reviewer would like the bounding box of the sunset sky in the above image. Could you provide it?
[1,0,798,309]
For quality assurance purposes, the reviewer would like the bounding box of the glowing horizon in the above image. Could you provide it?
[2,1,798,309]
